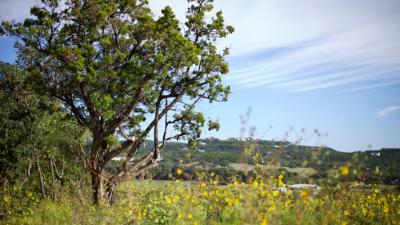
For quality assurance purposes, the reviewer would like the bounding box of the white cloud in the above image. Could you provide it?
[377,106,400,117]
[0,0,35,21]
[213,0,400,92]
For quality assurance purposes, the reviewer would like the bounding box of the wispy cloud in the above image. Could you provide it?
[220,0,400,92]
[377,106,400,117]
[227,25,400,92]
[341,80,400,93]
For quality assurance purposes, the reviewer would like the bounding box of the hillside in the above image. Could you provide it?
[108,138,400,185]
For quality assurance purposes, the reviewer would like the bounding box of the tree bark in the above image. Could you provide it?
[91,170,104,204]
[90,134,106,204]
[35,156,46,198]
[105,182,116,204]
[91,169,117,204]
[50,157,56,200]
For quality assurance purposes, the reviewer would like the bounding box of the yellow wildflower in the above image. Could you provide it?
[362,207,367,216]
[301,191,308,199]
[253,180,259,187]
[225,197,233,206]
[3,195,10,203]
[340,166,349,176]
[235,198,240,206]
[260,218,268,225]
[383,205,389,214]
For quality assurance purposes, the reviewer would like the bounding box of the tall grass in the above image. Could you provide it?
[2,177,399,225]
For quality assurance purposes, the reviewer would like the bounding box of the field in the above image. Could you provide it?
[2,138,400,224]
[2,177,400,225]
[228,163,317,178]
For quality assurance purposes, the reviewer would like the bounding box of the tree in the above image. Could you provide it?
[1,0,233,204]
[0,62,84,205]
[0,63,85,218]
[0,62,62,186]
[0,62,46,185]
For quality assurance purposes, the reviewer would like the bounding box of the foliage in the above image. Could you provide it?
[0,62,53,184]
[0,62,86,219]
[1,0,234,203]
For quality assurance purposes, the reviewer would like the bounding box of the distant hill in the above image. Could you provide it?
[108,138,400,185]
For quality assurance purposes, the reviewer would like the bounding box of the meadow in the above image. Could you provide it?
[2,172,399,225]
[2,136,400,225]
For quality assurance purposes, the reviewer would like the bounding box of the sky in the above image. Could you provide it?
[1,0,400,151]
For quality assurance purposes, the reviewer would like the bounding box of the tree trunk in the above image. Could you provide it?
[91,170,117,204]
[50,157,56,200]
[35,156,46,198]
[89,134,124,204]
[105,182,116,204]
[90,135,108,204]
[91,170,104,204]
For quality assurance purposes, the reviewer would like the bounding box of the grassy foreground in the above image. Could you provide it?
[2,176,399,225]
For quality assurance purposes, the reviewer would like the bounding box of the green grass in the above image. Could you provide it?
[3,179,399,225]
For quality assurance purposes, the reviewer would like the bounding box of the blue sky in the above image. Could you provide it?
[1,0,400,151]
